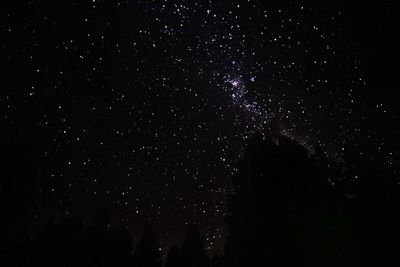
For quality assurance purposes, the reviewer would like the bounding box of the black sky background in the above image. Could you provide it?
[1,0,400,254]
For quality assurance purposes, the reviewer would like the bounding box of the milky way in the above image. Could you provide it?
[2,0,399,255]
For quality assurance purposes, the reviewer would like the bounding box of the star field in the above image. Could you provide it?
[1,0,400,254]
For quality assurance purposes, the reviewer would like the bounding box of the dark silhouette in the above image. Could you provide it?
[26,211,132,267]
[224,134,358,266]
[210,254,224,267]
[131,225,162,267]
[164,225,211,267]
[224,134,400,266]
[1,128,37,231]
[165,245,183,267]
[180,225,210,267]
[2,134,400,266]
[0,127,39,266]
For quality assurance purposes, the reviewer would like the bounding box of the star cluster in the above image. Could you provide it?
[1,0,400,254]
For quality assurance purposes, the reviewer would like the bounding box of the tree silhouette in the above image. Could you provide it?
[2,133,400,266]
[224,134,360,267]
[78,207,133,267]
[25,209,133,267]
[0,127,38,246]
[180,225,210,267]
[339,160,400,266]
[211,254,224,267]
[131,224,162,267]
[165,245,183,267]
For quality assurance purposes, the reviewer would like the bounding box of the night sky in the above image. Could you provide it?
[2,0,400,255]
